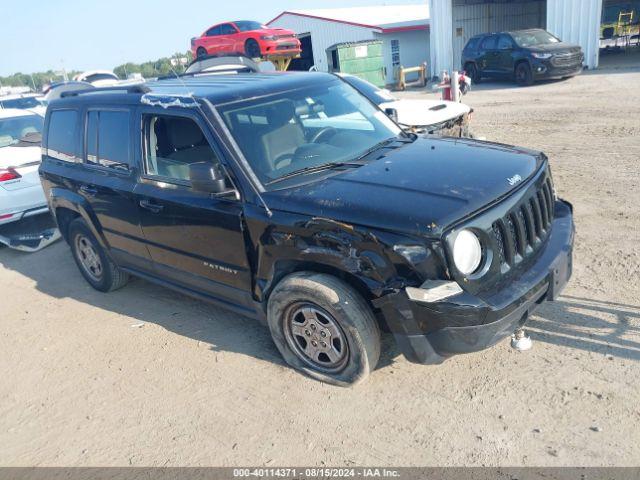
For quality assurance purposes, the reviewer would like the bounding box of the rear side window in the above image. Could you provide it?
[47,110,80,162]
[85,110,131,171]
[481,35,497,50]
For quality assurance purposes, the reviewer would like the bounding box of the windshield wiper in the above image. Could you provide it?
[267,161,364,185]
[354,135,414,162]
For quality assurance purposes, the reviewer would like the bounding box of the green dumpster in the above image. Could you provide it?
[326,40,385,88]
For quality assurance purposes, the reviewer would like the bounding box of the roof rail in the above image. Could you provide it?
[60,84,150,98]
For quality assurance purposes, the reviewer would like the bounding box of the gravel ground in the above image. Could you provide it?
[1,68,639,467]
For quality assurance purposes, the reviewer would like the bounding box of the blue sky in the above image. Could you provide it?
[2,0,426,76]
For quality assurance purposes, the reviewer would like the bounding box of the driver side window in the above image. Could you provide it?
[143,114,223,183]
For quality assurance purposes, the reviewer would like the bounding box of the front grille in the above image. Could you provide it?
[491,177,555,270]
[551,52,582,67]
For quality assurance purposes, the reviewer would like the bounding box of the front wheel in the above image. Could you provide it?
[515,62,534,86]
[244,39,261,58]
[267,272,381,386]
[196,47,207,58]
[465,63,480,84]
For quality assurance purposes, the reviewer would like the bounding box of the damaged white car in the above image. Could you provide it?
[0,109,60,252]
[338,74,473,137]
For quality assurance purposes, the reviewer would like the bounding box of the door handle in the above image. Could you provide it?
[80,184,98,196]
[139,199,164,213]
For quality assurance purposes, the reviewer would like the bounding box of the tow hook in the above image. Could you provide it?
[511,328,533,351]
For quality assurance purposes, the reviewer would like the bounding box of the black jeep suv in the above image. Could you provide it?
[39,70,574,386]
[462,28,584,86]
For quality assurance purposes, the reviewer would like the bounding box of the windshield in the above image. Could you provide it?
[0,96,42,109]
[234,21,266,32]
[217,79,403,188]
[512,30,560,47]
[0,114,43,148]
[340,75,396,105]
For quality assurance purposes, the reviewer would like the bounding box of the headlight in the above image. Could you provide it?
[452,229,482,275]
[261,35,277,40]
[531,52,553,59]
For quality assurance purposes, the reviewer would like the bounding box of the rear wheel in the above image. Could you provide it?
[196,47,207,58]
[68,218,129,292]
[465,63,480,84]
[515,62,534,86]
[244,39,261,58]
[267,272,380,386]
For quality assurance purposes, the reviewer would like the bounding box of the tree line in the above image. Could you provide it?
[0,52,191,92]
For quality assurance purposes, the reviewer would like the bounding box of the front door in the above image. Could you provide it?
[496,34,516,76]
[133,108,254,311]
[479,34,499,75]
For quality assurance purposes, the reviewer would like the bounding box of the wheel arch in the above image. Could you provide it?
[50,188,108,249]
[514,57,532,73]
[261,259,389,332]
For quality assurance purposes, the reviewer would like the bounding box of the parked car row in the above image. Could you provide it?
[34,61,574,386]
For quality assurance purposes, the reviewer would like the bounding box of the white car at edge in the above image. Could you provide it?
[338,74,473,137]
[0,109,48,227]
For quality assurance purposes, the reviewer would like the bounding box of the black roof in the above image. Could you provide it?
[49,72,338,109]
[471,27,546,38]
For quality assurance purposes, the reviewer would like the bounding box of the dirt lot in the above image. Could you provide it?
[1,68,639,467]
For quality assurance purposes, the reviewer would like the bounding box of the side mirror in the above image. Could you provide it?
[384,107,398,122]
[189,162,227,194]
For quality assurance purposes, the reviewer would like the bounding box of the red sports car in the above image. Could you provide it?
[191,20,301,59]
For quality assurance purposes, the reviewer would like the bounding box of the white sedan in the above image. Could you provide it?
[338,74,473,137]
[0,109,60,251]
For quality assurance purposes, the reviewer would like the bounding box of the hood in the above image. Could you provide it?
[265,137,545,238]
[381,99,471,128]
[257,27,296,36]
[0,145,41,169]
[531,42,582,53]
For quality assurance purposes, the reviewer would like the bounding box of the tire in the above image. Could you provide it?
[515,62,534,86]
[244,39,261,58]
[68,218,129,292]
[267,272,381,386]
[196,47,207,58]
[465,63,480,84]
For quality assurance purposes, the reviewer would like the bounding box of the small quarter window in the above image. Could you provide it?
[47,110,80,162]
[143,114,223,183]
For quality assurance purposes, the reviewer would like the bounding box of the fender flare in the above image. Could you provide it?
[50,188,109,250]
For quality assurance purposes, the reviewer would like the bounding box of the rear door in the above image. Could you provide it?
[81,108,152,270]
[133,107,254,311]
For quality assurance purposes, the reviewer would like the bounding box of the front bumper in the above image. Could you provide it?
[532,59,583,80]
[375,199,574,364]
[262,39,301,55]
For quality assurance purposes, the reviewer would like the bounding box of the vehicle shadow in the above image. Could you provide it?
[0,242,286,368]
[0,242,401,371]
[526,295,640,361]
[3,243,638,370]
